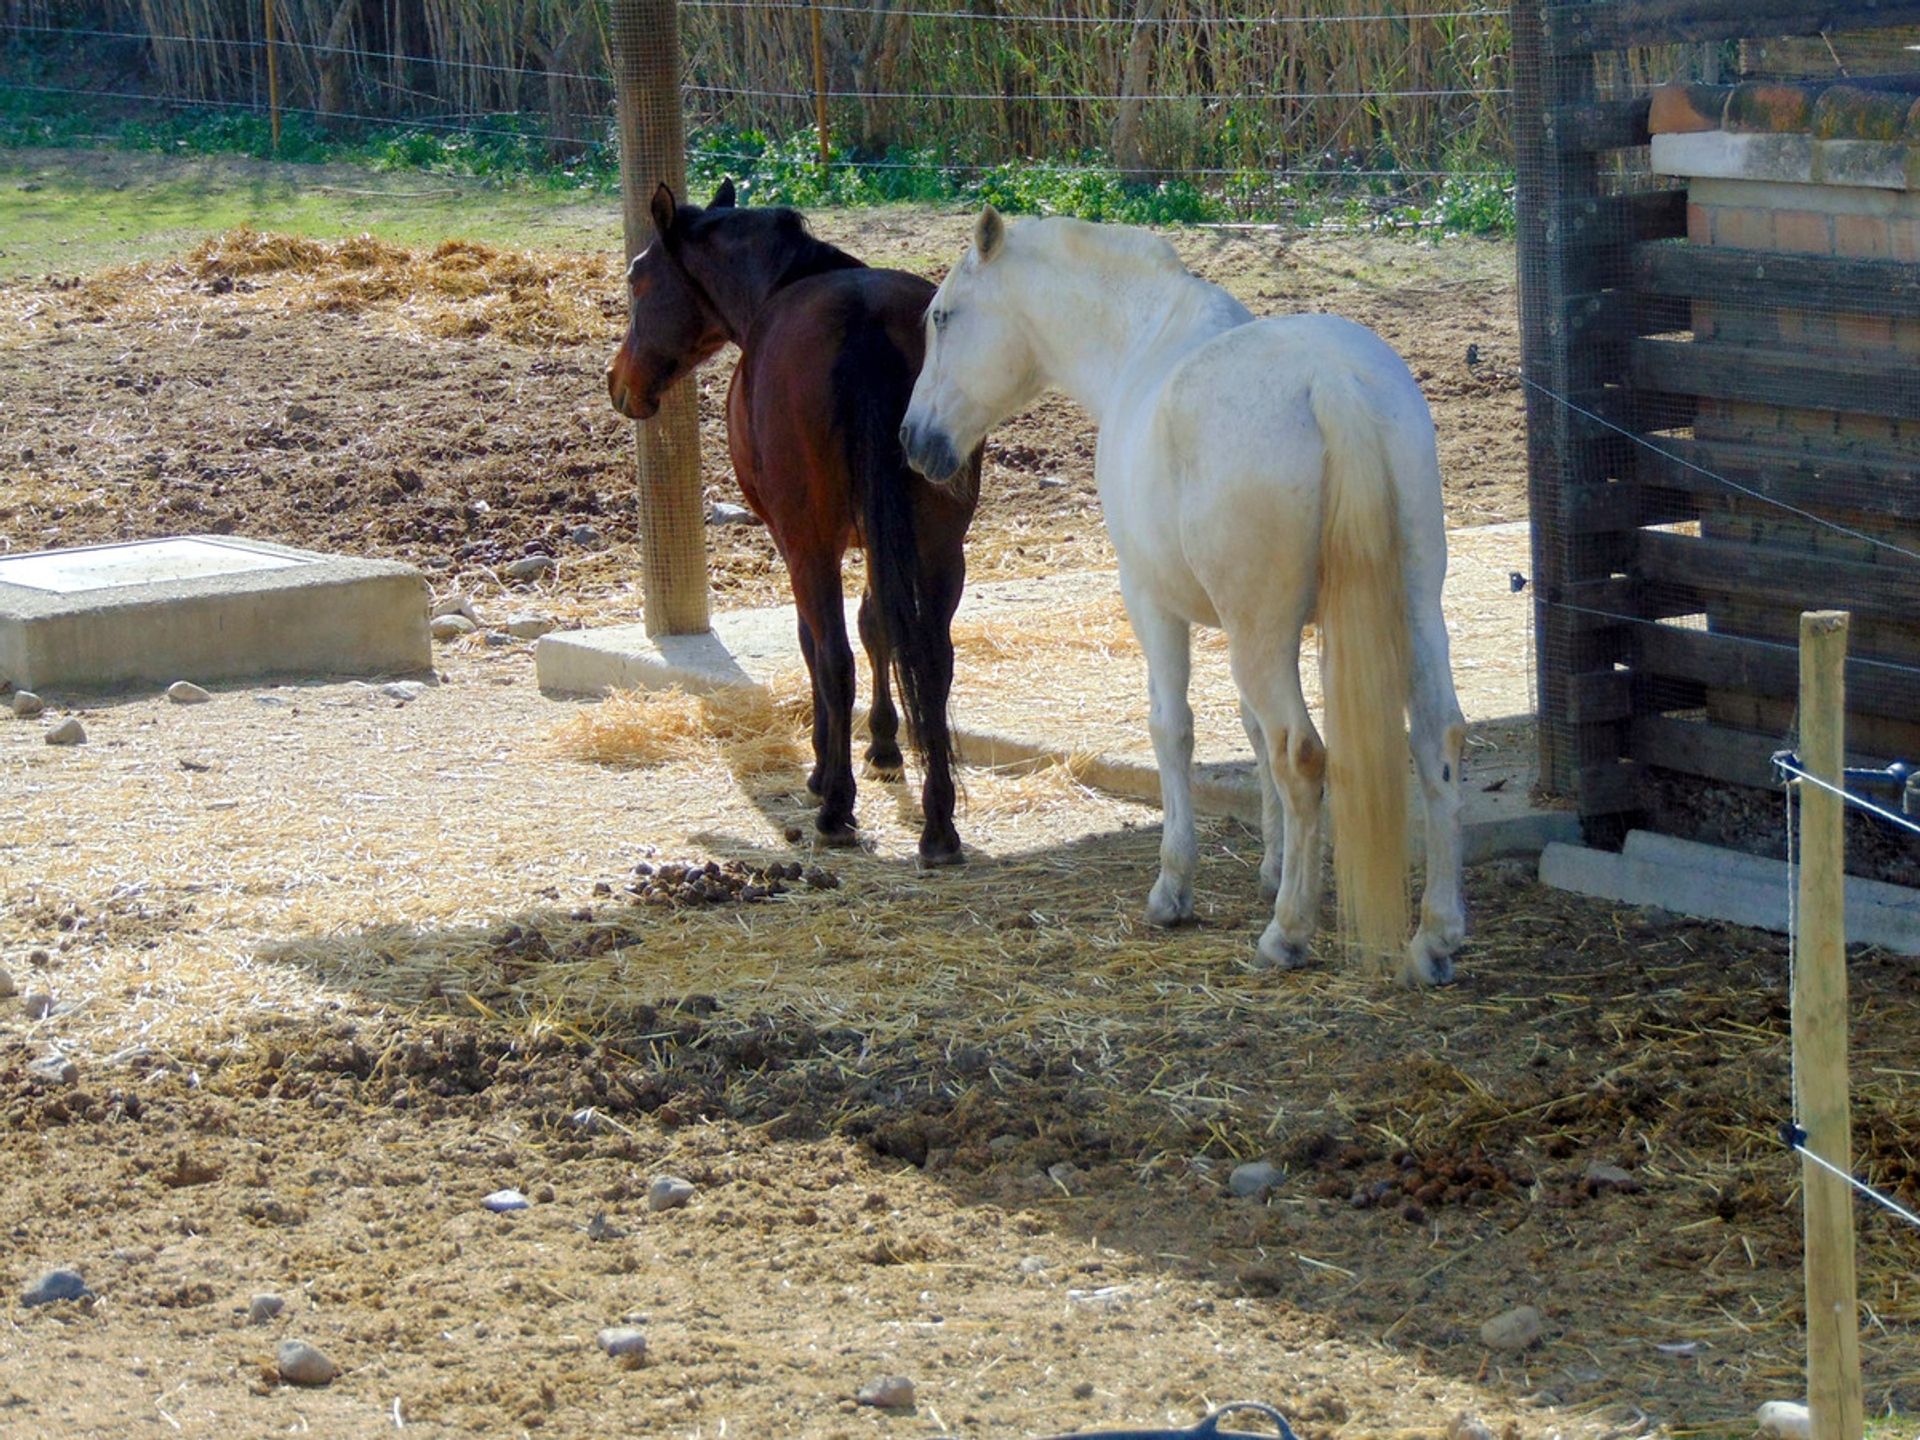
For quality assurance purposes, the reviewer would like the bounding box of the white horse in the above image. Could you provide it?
[900,210,1467,985]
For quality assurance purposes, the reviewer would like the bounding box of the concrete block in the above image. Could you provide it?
[0,536,430,694]
[1540,830,1920,955]
[1652,131,1814,186]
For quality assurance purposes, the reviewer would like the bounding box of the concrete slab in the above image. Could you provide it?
[0,535,431,694]
[1541,829,1920,955]
[538,523,1576,860]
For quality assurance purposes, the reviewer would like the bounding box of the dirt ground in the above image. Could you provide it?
[2,201,1917,1440]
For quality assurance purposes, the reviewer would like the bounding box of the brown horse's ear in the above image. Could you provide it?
[710,177,737,209]
[973,205,1006,264]
[650,182,678,237]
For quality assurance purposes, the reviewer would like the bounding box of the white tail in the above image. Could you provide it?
[1311,372,1412,975]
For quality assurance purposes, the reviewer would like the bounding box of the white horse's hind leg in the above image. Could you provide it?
[1227,627,1324,970]
[1124,585,1198,926]
[1239,701,1285,901]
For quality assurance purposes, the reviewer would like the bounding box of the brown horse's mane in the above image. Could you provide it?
[685,203,866,295]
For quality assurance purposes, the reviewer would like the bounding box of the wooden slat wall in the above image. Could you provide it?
[1512,0,1920,829]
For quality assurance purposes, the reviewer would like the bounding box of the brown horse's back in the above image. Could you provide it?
[728,267,942,554]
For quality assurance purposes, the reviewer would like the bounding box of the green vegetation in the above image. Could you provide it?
[0,85,1514,237]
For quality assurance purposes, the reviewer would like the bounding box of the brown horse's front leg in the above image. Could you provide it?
[857,590,904,780]
[790,560,860,845]
[912,543,966,867]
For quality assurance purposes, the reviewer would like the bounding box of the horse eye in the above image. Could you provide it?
[931,308,950,332]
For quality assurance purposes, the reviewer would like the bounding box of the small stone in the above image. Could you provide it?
[503,614,556,640]
[1071,1380,1095,1400]
[596,1326,648,1367]
[483,631,516,647]
[22,1268,91,1307]
[648,1176,696,1212]
[1016,1255,1048,1275]
[380,681,428,704]
[708,502,760,527]
[1480,1304,1544,1351]
[23,991,53,1019]
[166,682,211,705]
[1229,1160,1284,1199]
[275,1338,338,1387]
[482,1189,529,1213]
[430,592,480,623]
[504,553,554,581]
[1583,1162,1642,1194]
[28,1051,77,1086]
[1755,1400,1811,1439]
[1037,475,1067,489]
[12,690,44,717]
[45,718,85,746]
[568,524,607,551]
[856,1375,915,1409]
[248,1293,286,1325]
[1447,1414,1497,1440]
[430,613,477,640]
[0,967,13,997]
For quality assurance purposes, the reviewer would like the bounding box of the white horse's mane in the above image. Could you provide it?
[1021,215,1187,277]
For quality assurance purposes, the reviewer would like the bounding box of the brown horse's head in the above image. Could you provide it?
[606,180,736,421]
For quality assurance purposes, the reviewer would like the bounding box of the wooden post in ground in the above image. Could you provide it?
[608,0,711,637]
[263,0,281,153]
[1795,608,1862,1440]
[807,0,831,170]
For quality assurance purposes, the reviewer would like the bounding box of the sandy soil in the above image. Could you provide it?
[2,209,1916,1440]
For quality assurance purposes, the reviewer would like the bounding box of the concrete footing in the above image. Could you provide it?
[1541,829,1920,954]
[0,535,430,693]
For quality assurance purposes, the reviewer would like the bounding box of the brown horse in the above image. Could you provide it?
[607,180,981,864]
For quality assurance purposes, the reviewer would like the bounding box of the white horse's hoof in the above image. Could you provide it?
[1145,876,1194,927]
[1402,932,1460,988]
[1253,922,1313,971]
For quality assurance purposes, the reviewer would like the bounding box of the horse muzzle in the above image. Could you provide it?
[607,365,661,422]
[899,417,965,487]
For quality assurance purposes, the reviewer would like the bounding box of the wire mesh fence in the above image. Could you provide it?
[1511,3,1920,879]
[0,1,1515,222]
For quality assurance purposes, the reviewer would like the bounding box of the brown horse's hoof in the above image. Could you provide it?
[917,843,967,870]
[815,819,862,848]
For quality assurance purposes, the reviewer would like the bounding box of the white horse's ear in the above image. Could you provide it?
[973,206,1005,264]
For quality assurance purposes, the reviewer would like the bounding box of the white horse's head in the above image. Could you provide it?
[900,207,1042,488]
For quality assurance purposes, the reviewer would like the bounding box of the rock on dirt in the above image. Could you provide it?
[28,1051,78,1086]
[1229,1160,1283,1198]
[1583,1162,1642,1194]
[483,1189,529,1213]
[0,966,14,998]
[276,1338,339,1387]
[1480,1305,1544,1351]
[248,1293,286,1325]
[709,502,759,526]
[45,717,86,745]
[596,1327,649,1367]
[856,1375,915,1409]
[503,614,556,640]
[648,1176,696,1212]
[431,613,477,640]
[504,553,554,581]
[24,990,53,1019]
[1755,1400,1810,1438]
[11,689,44,717]
[1448,1414,1497,1440]
[381,681,428,704]
[23,1269,93,1307]
[167,681,212,705]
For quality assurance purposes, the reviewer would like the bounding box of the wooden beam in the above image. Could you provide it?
[1636,623,1920,721]
[1547,0,1920,54]
[1633,338,1920,423]
[1634,241,1920,319]
[1639,530,1920,624]
[1637,438,1920,524]
[1550,96,1651,152]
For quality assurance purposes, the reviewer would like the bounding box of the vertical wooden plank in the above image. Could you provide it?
[609,0,712,637]
[1794,609,1863,1440]
[808,0,831,170]
[263,0,281,154]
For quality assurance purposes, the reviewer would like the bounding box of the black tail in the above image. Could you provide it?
[833,319,948,783]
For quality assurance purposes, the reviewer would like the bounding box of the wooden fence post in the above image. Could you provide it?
[263,0,281,153]
[808,0,831,170]
[608,0,711,637]
[1795,608,1863,1440]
